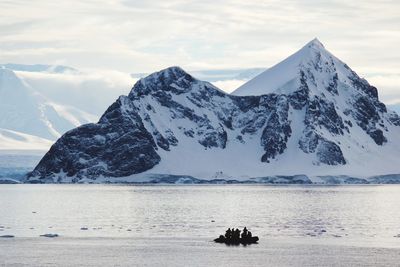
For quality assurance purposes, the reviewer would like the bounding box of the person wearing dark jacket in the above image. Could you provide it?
[234,228,240,240]
[241,227,248,239]
[225,228,232,239]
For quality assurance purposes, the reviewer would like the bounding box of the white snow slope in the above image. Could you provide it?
[234,38,340,96]
[0,67,95,146]
[135,40,400,180]
[0,128,52,151]
[223,38,400,178]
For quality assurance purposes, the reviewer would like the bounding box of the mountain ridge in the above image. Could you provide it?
[26,39,400,183]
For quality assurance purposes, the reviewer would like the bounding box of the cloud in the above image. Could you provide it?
[0,0,399,104]
[1,0,399,72]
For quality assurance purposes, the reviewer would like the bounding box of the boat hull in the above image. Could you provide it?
[214,236,259,245]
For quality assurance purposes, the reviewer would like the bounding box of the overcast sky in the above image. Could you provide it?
[1,0,399,104]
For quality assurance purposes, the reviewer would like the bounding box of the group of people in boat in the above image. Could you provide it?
[225,227,252,241]
[215,226,259,244]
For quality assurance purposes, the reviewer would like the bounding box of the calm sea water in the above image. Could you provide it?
[1,185,400,266]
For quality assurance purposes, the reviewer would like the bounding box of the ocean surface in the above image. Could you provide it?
[1,185,400,266]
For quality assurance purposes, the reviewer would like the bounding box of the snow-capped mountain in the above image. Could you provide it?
[0,67,94,142]
[27,39,400,183]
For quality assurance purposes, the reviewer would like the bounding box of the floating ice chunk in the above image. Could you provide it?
[0,235,14,238]
[40,233,59,238]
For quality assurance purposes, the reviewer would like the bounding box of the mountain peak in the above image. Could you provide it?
[143,66,191,82]
[305,38,325,50]
[129,66,198,97]
[162,66,186,75]
[232,39,341,96]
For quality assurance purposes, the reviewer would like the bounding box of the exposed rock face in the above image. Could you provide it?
[27,39,400,183]
[260,95,291,163]
[30,96,160,182]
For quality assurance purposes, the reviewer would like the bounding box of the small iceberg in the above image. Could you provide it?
[0,235,15,238]
[40,233,59,238]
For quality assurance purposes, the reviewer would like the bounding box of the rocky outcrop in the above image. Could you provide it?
[29,96,160,182]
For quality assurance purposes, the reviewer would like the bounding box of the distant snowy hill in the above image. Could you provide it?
[0,128,52,151]
[0,63,77,74]
[0,63,139,153]
[0,67,95,142]
[0,64,130,182]
[27,39,400,183]
[16,66,133,117]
